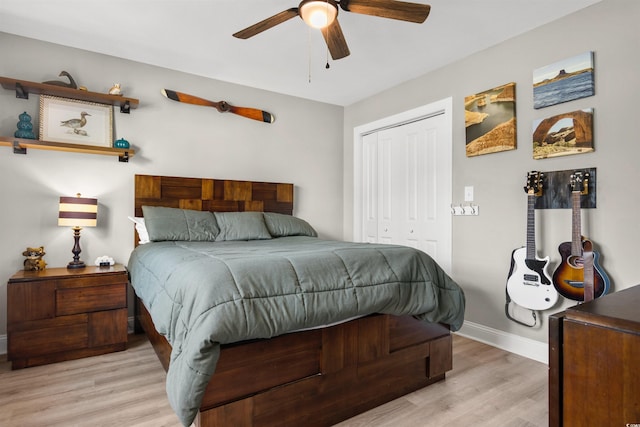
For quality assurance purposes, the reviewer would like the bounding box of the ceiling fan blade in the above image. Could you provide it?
[233,8,299,39]
[321,19,350,60]
[339,0,430,23]
[162,89,275,123]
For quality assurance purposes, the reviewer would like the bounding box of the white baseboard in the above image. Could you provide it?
[2,320,549,364]
[455,321,548,365]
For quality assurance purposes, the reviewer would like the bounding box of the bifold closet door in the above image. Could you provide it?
[361,113,450,268]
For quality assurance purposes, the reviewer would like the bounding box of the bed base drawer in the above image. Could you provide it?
[136,298,453,426]
[196,332,451,426]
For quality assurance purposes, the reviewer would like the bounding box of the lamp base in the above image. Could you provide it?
[67,226,86,269]
[67,260,86,269]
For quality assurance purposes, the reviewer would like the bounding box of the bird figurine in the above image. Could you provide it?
[60,111,91,134]
[42,71,78,89]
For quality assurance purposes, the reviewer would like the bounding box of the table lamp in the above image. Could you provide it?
[58,193,97,269]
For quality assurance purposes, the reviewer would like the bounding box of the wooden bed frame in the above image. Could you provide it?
[132,174,454,426]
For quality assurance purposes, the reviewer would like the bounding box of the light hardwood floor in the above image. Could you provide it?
[0,334,548,427]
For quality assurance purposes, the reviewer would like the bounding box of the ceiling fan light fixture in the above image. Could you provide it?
[300,0,338,29]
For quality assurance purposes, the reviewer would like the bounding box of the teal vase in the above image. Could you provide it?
[114,138,130,149]
[15,111,36,139]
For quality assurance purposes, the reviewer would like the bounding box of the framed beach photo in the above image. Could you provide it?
[39,95,113,146]
[533,51,594,109]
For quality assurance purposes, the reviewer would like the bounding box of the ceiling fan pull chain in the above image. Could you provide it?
[325,39,330,69]
[325,0,331,69]
[308,26,313,83]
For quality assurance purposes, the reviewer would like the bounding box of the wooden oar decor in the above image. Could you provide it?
[161,89,275,124]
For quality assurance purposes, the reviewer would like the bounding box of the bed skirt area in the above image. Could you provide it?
[135,296,453,426]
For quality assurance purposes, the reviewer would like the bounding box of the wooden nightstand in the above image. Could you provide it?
[7,264,128,369]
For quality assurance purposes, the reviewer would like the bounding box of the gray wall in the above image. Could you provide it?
[0,33,344,337]
[344,0,640,343]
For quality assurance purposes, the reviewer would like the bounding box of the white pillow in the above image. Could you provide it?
[128,216,150,244]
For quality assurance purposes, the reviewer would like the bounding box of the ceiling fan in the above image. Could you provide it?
[233,0,431,60]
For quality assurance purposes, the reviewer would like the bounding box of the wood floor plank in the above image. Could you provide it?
[0,334,548,426]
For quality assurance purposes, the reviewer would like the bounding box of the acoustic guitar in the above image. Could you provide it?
[552,171,610,301]
[506,171,559,311]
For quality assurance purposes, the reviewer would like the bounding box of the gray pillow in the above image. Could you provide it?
[142,206,219,242]
[214,211,272,241]
[263,212,317,237]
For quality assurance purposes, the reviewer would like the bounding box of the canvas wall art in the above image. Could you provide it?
[533,51,594,109]
[465,82,516,157]
[532,108,594,159]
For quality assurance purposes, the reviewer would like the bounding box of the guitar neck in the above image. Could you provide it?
[526,193,536,260]
[571,191,582,255]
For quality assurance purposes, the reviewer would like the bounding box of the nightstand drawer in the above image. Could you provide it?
[89,308,128,346]
[9,318,88,358]
[56,283,127,315]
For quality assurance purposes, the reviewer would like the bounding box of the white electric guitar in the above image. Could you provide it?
[506,171,558,311]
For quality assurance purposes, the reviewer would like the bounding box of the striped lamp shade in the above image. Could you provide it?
[58,194,98,228]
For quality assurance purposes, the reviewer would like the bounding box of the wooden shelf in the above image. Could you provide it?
[0,76,139,113]
[0,136,135,162]
[0,76,139,162]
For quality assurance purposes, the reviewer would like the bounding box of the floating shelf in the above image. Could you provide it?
[0,136,134,162]
[0,76,139,113]
[0,76,139,162]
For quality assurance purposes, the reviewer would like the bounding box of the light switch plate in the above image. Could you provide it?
[464,186,474,202]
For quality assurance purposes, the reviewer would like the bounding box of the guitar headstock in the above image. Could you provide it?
[524,171,544,196]
[570,171,590,195]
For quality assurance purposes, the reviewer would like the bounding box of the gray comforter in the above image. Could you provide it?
[128,236,465,426]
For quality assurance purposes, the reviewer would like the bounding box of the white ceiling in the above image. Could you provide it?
[0,0,600,106]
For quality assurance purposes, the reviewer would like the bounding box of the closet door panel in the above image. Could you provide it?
[362,133,379,243]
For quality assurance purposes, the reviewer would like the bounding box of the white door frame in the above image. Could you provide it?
[353,97,453,272]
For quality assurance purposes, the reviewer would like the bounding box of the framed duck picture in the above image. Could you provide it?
[39,95,113,147]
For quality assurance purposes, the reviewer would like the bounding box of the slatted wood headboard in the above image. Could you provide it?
[134,175,294,244]
[134,174,293,216]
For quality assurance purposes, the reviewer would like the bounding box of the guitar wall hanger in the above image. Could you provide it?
[533,167,597,209]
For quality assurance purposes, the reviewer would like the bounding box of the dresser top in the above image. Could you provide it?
[565,284,640,333]
[9,264,126,283]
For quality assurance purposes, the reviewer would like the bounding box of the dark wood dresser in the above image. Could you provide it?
[549,284,640,426]
[7,265,128,369]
